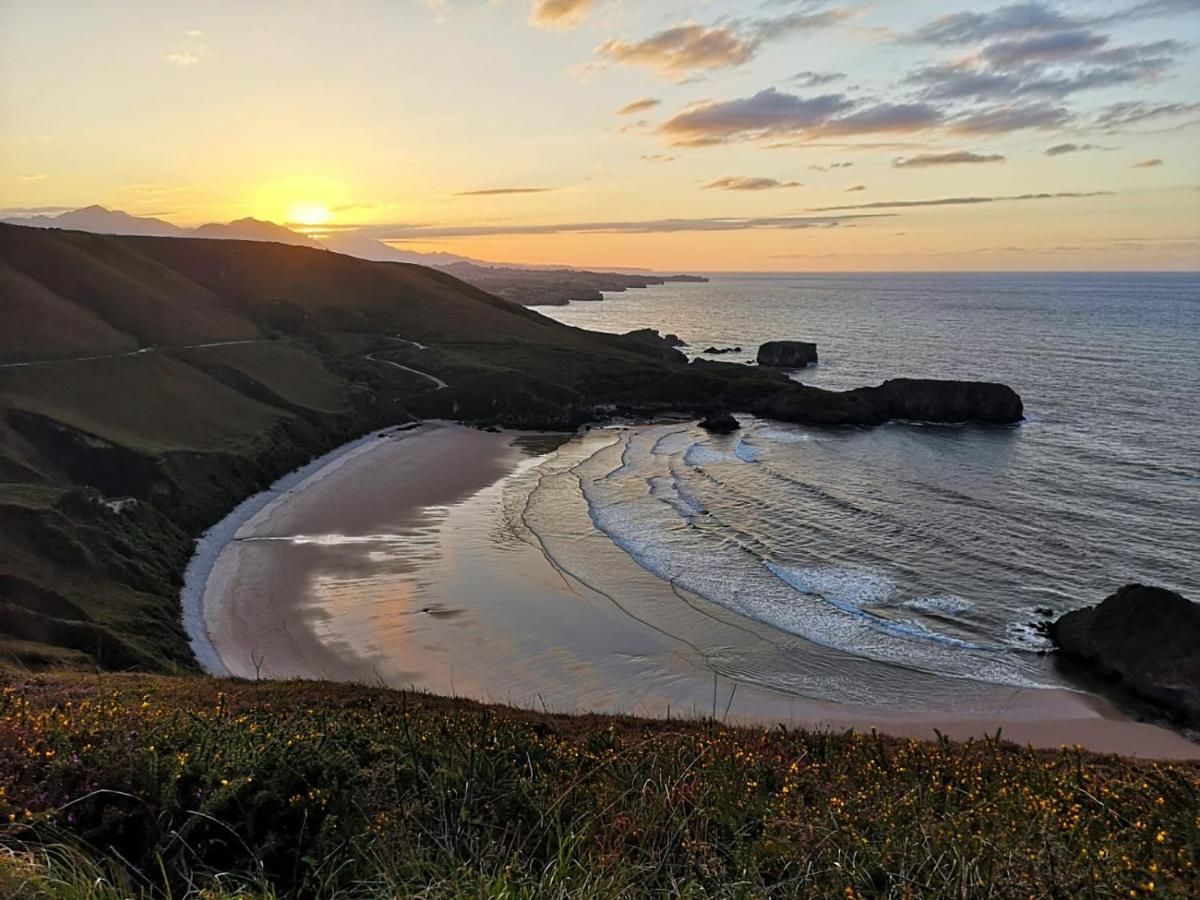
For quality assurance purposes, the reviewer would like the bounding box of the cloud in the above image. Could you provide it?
[1044,142,1107,155]
[950,102,1070,134]
[616,98,661,116]
[348,214,886,241]
[979,28,1108,67]
[906,39,1181,103]
[596,25,758,77]
[656,89,941,146]
[16,173,47,181]
[810,191,1113,211]
[908,3,1080,45]
[454,187,555,196]
[166,51,199,67]
[1133,158,1163,168]
[530,0,594,30]
[184,29,203,38]
[704,176,802,191]
[594,6,852,78]
[893,151,1006,168]
[817,103,944,136]
[1096,101,1200,129]
[641,154,677,163]
[791,70,846,88]
[657,89,854,145]
[846,184,866,192]
[909,0,1197,45]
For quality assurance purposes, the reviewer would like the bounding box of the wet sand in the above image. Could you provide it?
[186,422,1200,760]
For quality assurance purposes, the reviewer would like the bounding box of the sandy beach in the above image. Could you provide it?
[184,422,1200,760]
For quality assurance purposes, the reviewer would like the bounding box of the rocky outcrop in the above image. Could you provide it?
[698,412,740,433]
[757,341,818,368]
[867,379,1023,425]
[749,378,1023,426]
[703,346,741,355]
[1050,585,1200,724]
[616,329,688,363]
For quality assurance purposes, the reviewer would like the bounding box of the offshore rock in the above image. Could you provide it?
[757,340,818,368]
[698,412,740,434]
[1051,585,1200,724]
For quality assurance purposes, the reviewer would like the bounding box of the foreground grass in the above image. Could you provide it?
[0,675,1196,898]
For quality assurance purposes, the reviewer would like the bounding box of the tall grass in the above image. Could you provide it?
[1,674,1196,897]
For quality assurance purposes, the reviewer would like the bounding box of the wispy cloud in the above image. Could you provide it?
[615,98,661,116]
[950,102,1070,134]
[1044,142,1110,156]
[1096,101,1200,130]
[166,28,207,67]
[348,213,885,240]
[454,187,555,196]
[595,6,853,79]
[846,184,866,192]
[704,176,802,191]
[893,151,1006,168]
[656,89,941,147]
[791,70,846,88]
[811,191,1114,212]
[530,0,595,31]
[1133,158,1164,168]
[641,154,677,163]
[16,173,47,181]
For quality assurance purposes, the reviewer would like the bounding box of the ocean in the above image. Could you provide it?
[529,273,1199,686]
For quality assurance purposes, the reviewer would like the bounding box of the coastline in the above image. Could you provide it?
[182,421,1200,760]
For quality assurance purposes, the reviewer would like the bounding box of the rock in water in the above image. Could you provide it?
[1051,585,1200,724]
[871,379,1023,424]
[698,412,740,433]
[757,341,818,367]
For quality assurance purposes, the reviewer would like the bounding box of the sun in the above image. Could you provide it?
[287,202,332,226]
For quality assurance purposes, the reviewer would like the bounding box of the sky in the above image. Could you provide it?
[1,0,1198,271]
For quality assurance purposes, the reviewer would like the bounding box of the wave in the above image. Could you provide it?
[555,424,1052,690]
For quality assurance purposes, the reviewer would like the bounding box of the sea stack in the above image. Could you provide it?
[1051,584,1200,724]
[757,341,818,368]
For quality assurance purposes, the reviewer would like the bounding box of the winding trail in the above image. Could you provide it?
[0,339,267,370]
[364,336,448,390]
[0,334,451,391]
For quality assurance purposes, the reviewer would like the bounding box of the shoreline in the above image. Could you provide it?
[181,421,1200,760]
[180,422,423,677]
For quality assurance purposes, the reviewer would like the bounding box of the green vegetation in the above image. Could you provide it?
[0,675,1196,898]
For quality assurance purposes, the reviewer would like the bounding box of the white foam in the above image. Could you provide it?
[904,594,973,615]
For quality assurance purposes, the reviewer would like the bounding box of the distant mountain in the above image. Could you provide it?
[191,217,319,247]
[0,205,703,304]
[321,230,479,266]
[2,204,188,237]
[1,206,321,248]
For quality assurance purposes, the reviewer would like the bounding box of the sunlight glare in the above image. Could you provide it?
[288,202,332,226]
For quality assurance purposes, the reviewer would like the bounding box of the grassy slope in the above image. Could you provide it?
[0,674,1196,898]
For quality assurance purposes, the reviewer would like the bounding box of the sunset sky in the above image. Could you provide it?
[2,0,1198,270]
